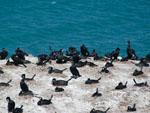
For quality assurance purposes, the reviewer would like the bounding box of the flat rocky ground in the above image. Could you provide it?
[0,55,149,113]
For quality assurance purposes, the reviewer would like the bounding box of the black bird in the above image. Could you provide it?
[37,54,49,62]
[6,97,15,112]
[92,88,102,97]
[55,87,64,92]
[37,95,53,106]
[100,67,109,73]
[90,107,110,113]
[0,48,8,60]
[115,81,128,90]
[19,79,33,96]
[13,105,23,113]
[133,69,143,76]
[48,67,67,74]
[85,77,101,84]
[87,62,98,67]
[11,54,27,67]
[133,79,148,87]
[70,65,81,78]
[20,79,29,92]
[52,77,73,86]
[127,104,136,112]
[126,41,138,60]
[0,80,12,86]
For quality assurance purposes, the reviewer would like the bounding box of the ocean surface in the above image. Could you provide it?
[0,0,149,56]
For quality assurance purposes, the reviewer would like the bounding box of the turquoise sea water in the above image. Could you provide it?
[0,0,149,56]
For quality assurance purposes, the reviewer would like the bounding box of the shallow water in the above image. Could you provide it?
[0,0,149,56]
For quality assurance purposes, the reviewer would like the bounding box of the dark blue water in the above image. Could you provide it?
[0,0,149,56]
